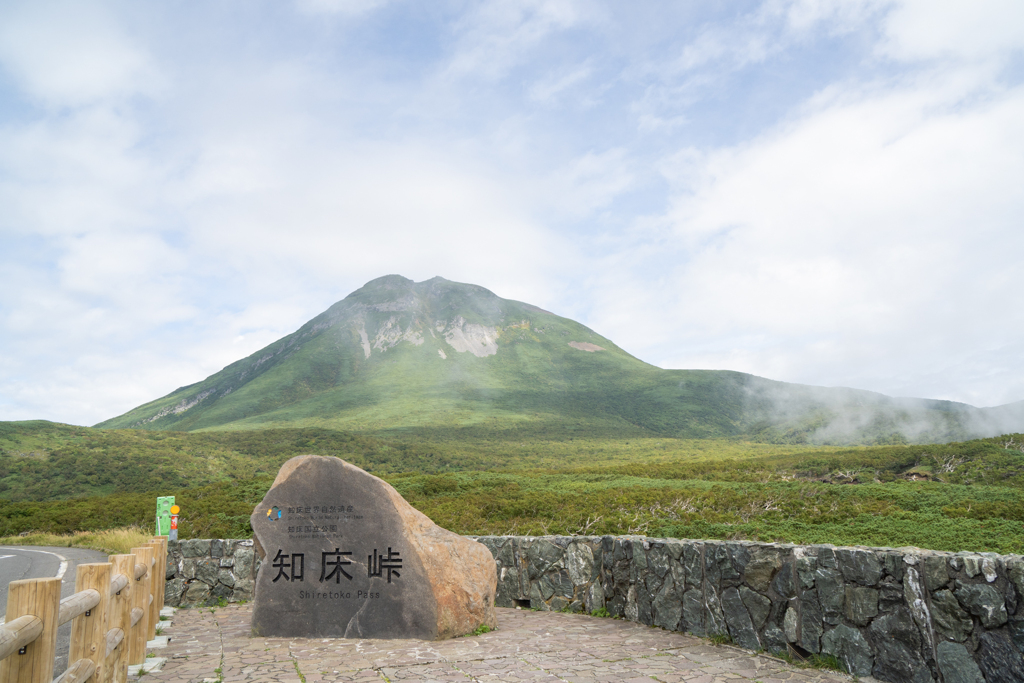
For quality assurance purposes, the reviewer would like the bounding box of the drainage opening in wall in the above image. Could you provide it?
[513,599,531,609]
[787,643,813,661]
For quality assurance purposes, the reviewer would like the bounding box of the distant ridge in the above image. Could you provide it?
[97,275,1024,444]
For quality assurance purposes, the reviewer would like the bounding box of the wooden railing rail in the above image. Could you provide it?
[0,537,169,683]
[107,576,127,599]
[0,617,43,662]
[57,592,100,627]
[103,631,122,659]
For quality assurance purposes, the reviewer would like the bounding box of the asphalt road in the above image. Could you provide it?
[0,545,112,676]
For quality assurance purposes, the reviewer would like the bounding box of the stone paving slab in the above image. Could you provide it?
[135,604,865,683]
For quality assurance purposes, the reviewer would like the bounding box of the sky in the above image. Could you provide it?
[1,0,1023,427]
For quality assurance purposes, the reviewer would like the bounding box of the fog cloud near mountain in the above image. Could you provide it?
[1,0,1022,426]
[741,381,1024,445]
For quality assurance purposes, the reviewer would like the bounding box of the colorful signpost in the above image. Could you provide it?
[156,496,175,537]
[170,505,179,541]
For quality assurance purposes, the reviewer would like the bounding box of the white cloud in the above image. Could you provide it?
[880,0,1024,62]
[597,53,1024,405]
[294,0,391,16]
[445,0,594,81]
[527,62,594,104]
[0,0,158,107]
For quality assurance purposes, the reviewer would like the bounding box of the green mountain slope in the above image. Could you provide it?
[97,275,1024,444]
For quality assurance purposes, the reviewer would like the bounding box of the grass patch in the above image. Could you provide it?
[0,526,152,554]
[0,421,1021,554]
[459,623,493,637]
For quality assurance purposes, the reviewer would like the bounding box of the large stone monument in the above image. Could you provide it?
[250,455,497,639]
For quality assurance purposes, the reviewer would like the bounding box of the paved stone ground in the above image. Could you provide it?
[138,604,863,683]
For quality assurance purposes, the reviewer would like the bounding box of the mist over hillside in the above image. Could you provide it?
[98,276,1024,444]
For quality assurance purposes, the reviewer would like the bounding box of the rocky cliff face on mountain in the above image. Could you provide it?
[97,275,1024,444]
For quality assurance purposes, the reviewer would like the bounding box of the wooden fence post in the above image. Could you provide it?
[104,555,133,683]
[0,578,61,683]
[69,564,111,683]
[145,538,167,639]
[126,547,153,666]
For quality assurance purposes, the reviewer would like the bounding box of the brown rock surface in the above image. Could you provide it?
[250,455,496,639]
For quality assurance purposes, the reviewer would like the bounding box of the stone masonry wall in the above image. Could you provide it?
[164,539,260,608]
[166,536,1024,683]
[472,536,1024,683]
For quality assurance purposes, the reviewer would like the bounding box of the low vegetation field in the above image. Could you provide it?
[1,421,1022,553]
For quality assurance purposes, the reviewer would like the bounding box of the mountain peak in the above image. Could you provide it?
[98,275,625,432]
[96,275,1024,443]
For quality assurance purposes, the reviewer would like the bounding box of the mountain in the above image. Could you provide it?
[97,275,1024,444]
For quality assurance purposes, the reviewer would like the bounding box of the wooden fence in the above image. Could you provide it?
[0,538,168,683]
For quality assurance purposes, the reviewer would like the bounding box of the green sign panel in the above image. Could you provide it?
[156,496,175,536]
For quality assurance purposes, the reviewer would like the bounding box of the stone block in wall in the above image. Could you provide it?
[796,551,817,590]
[844,585,879,626]
[923,555,951,591]
[539,570,573,602]
[744,547,782,593]
[614,583,630,621]
[878,575,903,608]
[164,577,185,607]
[178,557,196,580]
[821,624,873,677]
[652,578,681,631]
[703,542,722,587]
[183,580,211,605]
[868,607,932,683]
[566,541,597,587]
[485,539,520,608]
[638,569,656,625]
[195,558,219,585]
[721,587,760,650]
[932,589,974,642]
[976,631,1024,683]
[901,560,935,657]
[799,589,823,653]
[836,548,883,586]
[1007,557,1024,598]
[681,543,702,588]
[233,579,253,602]
[1010,615,1024,652]
[882,550,904,581]
[762,623,786,651]
[606,538,631,617]
[217,568,235,588]
[526,538,564,580]
[681,589,703,635]
[704,585,727,636]
[739,586,770,631]
[955,583,1008,628]
[963,555,998,583]
[585,580,604,614]
[936,641,985,683]
[234,546,255,580]
[815,568,844,623]
[180,539,211,558]
[784,605,798,643]
[646,542,671,580]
